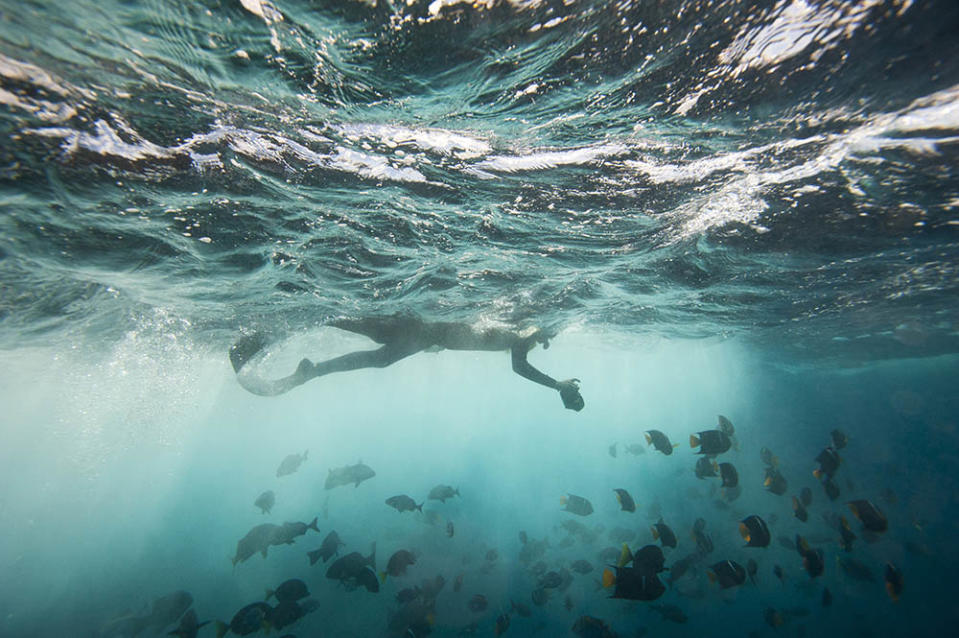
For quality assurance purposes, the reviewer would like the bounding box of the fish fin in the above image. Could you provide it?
[602,568,616,589]
[690,434,700,447]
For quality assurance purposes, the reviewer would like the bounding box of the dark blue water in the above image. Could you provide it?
[1,0,958,637]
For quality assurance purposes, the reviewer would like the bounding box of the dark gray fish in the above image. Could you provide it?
[308,530,344,565]
[561,493,594,516]
[650,518,677,548]
[270,599,312,630]
[254,490,275,514]
[800,487,813,507]
[571,559,593,574]
[645,430,677,455]
[708,560,747,588]
[739,515,771,547]
[793,496,809,522]
[428,484,460,502]
[385,494,422,513]
[690,430,732,456]
[216,602,271,637]
[694,530,714,555]
[608,442,617,458]
[168,608,209,638]
[446,520,454,537]
[572,616,616,638]
[265,578,309,603]
[695,457,719,479]
[760,447,778,467]
[276,450,308,477]
[814,447,841,480]
[467,594,488,612]
[326,543,377,590]
[383,549,416,579]
[602,565,666,601]
[233,524,278,565]
[847,500,888,533]
[613,488,636,512]
[719,462,738,488]
[764,468,788,495]
[822,476,840,500]
[270,517,319,545]
[717,415,735,437]
[325,462,376,489]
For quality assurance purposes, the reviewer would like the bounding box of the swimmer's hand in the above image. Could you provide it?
[556,378,584,412]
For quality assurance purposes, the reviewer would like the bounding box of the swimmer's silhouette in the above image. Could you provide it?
[230,315,584,411]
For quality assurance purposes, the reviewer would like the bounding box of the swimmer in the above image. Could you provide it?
[229,315,584,411]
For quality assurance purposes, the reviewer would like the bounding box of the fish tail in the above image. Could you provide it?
[304,449,308,459]
[602,568,616,589]
[455,487,460,497]
[369,541,377,568]
[707,570,717,584]
[264,588,274,601]
[417,502,423,512]
[651,526,659,540]
[690,434,700,447]
[644,433,652,445]
[813,469,823,480]
[379,571,388,584]
[560,495,567,505]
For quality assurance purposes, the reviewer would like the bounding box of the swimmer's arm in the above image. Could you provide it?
[511,345,583,411]
[510,346,559,389]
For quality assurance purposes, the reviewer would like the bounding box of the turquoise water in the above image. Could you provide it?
[1,0,958,636]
